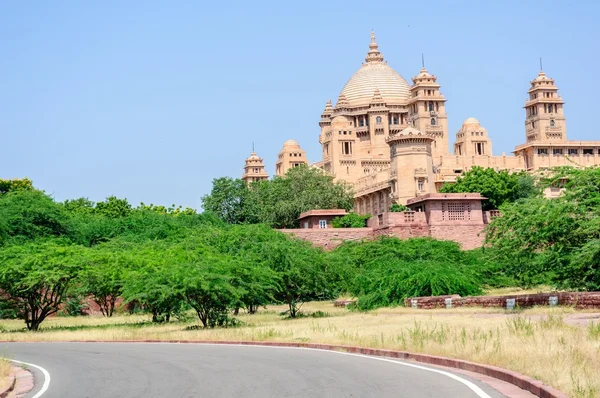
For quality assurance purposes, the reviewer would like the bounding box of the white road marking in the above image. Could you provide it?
[139,342,493,398]
[11,359,51,398]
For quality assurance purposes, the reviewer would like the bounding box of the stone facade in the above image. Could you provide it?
[273,31,600,213]
[284,193,490,250]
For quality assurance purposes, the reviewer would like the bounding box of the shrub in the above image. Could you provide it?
[390,203,408,212]
[331,213,370,228]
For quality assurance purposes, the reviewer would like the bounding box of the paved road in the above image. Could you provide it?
[3,342,508,398]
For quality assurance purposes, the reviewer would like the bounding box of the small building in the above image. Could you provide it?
[298,209,348,229]
[406,193,487,225]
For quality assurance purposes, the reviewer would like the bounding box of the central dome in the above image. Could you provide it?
[338,32,411,108]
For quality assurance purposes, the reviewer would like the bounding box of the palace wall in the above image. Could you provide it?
[281,209,491,251]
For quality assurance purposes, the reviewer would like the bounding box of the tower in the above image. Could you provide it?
[453,118,493,156]
[407,66,449,158]
[524,70,566,143]
[386,127,435,204]
[241,151,268,186]
[275,140,308,176]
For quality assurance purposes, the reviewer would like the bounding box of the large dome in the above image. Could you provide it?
[337,32,411,108]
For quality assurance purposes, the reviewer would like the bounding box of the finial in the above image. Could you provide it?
[421,53,425,68]
[365,30,384,63]
[252,141,255,152]
[540,57,543,71]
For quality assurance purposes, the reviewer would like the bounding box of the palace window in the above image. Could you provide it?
[342,141,352,155]
[417,179,424,191]
[376,116,382,124]
[537,148,548,155]
[553,148,563,155]
[583,148,594,155]
[318,220,327,229]
[550,119,555,127]
[428,102,434,111]
[431,118,436,126]
[359,119,364,127]
[568,148,578,155]
[393,117,398,124]
[475,142,484,155]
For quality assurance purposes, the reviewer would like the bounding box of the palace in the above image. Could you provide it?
[242,32,600,216]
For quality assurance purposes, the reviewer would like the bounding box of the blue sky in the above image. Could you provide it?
[1,0,599,209]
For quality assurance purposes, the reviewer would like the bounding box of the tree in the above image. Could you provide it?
[95,196,132,218]
[486,166,600,290]
[0,190,71,245]
[246,165,354,228]
[0,240,86,330]
[0,178,34,194]
[201,177,252,224]
[332,213,370,228]
[79,244,129,317]
[327,237,483,310]
[439,167,538,210]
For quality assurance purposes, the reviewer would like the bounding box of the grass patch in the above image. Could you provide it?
[0,357,11,391]
[0,301,599,397]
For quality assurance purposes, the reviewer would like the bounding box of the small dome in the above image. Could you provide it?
[463,117,480,125]
[283,139,300,147]
[246,152,261,160]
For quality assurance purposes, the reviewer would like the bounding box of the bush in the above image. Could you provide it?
[390,203,408,212]
[331,213,370,228]
[328,237,485,310]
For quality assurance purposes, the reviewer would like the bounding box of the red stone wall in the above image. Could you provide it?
[404,292,600,309]
[429,225,486,250]
[279,228,373,250]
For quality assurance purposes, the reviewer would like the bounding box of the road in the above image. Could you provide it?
[3,342,509,398]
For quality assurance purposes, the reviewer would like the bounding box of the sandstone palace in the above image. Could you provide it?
[242,32,600,216]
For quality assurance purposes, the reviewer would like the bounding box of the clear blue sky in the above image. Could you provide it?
[1,0,599,209]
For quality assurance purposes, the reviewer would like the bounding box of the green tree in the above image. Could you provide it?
[246,165,354,228]
[327,237,484,309]
[0,240,86,330]
[79,244,129,317]
[390,203,408,212]
[0,190,71,245]
[0,178,34,194]
[486,166,600,290]
[439,166,538,210]
[201,177,252,224]
[95,196,132,218]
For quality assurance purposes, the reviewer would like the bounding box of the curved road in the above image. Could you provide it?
[3,342,509,398]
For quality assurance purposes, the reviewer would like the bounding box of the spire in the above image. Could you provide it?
[252,141,255,152]
[336,93,349,109]
[540,57,543,71]
[365,30,384,63]
[370,88,384,104]
[322,100,334,115]
[421,53,425,68]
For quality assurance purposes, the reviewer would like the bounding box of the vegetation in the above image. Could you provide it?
[439,166,538,210]
[389,203,408,212]
[487,166,600,290]
[201,165,353,228]
[331,213,370,228]
[327,238,487,310]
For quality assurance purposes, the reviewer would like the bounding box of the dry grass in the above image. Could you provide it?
[0,357,11,391]
[484,285,557,296]
[1,303,600,397]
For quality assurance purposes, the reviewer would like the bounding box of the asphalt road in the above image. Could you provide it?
[3,342,508,398]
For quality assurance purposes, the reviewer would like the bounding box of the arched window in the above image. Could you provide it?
[550,119,555,127]
[376,116,382,124]
[428,102,434,111]
[431,118,436,126]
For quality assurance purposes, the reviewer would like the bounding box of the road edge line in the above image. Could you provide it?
[10,359,50,398]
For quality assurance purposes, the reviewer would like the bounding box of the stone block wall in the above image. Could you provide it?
[279,228,373,250]
[404,292,600,309]
[429,225,486,250]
